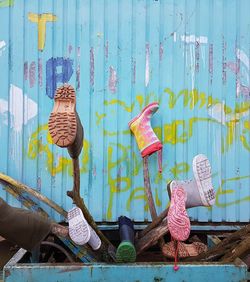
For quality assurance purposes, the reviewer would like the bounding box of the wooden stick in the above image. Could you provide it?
[67,158,116,262]
[185,224,250,262]
[0,172,115,262]
[142,156,165,250]
[0,181,99,262]
[2,183,49,219]
[220,236,250,262]
[137,207,169,239]
[0,173,67,218]
[135,217,168,255]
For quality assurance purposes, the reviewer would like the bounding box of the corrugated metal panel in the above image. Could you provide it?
[0,0,249,223]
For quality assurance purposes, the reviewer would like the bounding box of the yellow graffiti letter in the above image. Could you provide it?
[28,13,57,51]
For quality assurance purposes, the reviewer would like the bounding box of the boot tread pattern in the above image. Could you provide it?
[167,186,190,241]
[68,208,90,245]
[48,85,77,147]
[194,155,215,205]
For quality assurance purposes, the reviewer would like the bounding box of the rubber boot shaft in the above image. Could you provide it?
[118,216,135,243]
[67,112,84,159]
[116,216,136,262]
[0,198,52,251]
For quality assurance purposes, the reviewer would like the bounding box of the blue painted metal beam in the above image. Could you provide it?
[4,262,248,282]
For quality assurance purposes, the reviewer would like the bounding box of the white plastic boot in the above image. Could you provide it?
[68,207,91,245]
[68,207,101,250]
[168,154,215,208]
[88,226,102,250]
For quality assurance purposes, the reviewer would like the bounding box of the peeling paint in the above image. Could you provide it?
[77,46,80,57]
[159,43,163,61]
[172,32,177,42]
[109,66,117,93]
[90,47,94,86]
[0,84,37,132]
[181,34,208,44]
[0,40,6,56]
[105,41,109,58]
[227,48,250,98]
[24,61,28,81]
[208,101,249,125]
[76,65,80,90]
[222,37,227,84]
[68,44,73,54]
[195,40,200,72]
[132,59,136,84]
[209,44,213,78]
[236,48,249,70]
[38,58,42,87]
[145,43,150,87]
[29,61,36,88]
[227,61,239,74]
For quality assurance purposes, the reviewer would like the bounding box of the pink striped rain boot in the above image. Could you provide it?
[128,102,163,172]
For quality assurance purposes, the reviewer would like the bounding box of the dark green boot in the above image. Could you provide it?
[116,216,136,263]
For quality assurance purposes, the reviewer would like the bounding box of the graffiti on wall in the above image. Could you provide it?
[0,1,250,221]
[26,86,250,219]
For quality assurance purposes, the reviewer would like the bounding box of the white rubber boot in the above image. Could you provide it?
[68,207,101,250]
[88,227,102,250]
[68,207,91,245]
[168,154,215,208]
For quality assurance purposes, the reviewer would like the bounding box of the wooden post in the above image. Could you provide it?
[0,178,99,262]
[142,156,165,251]
[137,207,169,239]
[185,224,250,262]
[0,172,115,262]
[135,217,168,255]
[67,158,116,262]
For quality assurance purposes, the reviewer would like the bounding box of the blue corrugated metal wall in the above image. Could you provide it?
[0,0,249,224]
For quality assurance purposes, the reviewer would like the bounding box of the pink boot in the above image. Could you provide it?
[128,102,163,172]
[167,184,191,241]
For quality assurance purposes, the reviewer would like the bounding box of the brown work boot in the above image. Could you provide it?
[48,84,83,159]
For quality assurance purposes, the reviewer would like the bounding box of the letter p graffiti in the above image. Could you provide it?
[46,57,73,99]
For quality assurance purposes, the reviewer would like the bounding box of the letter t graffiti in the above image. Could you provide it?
[28,13,57,51]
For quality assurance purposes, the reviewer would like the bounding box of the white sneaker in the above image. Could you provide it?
[68,207,91,245]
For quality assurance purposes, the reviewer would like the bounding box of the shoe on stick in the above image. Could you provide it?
[48,84,83,159]
[128,102,163,172]
[116,216,136,263]
[68,207,101,250]
[68,207,91,246]
[167,154,215,208]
